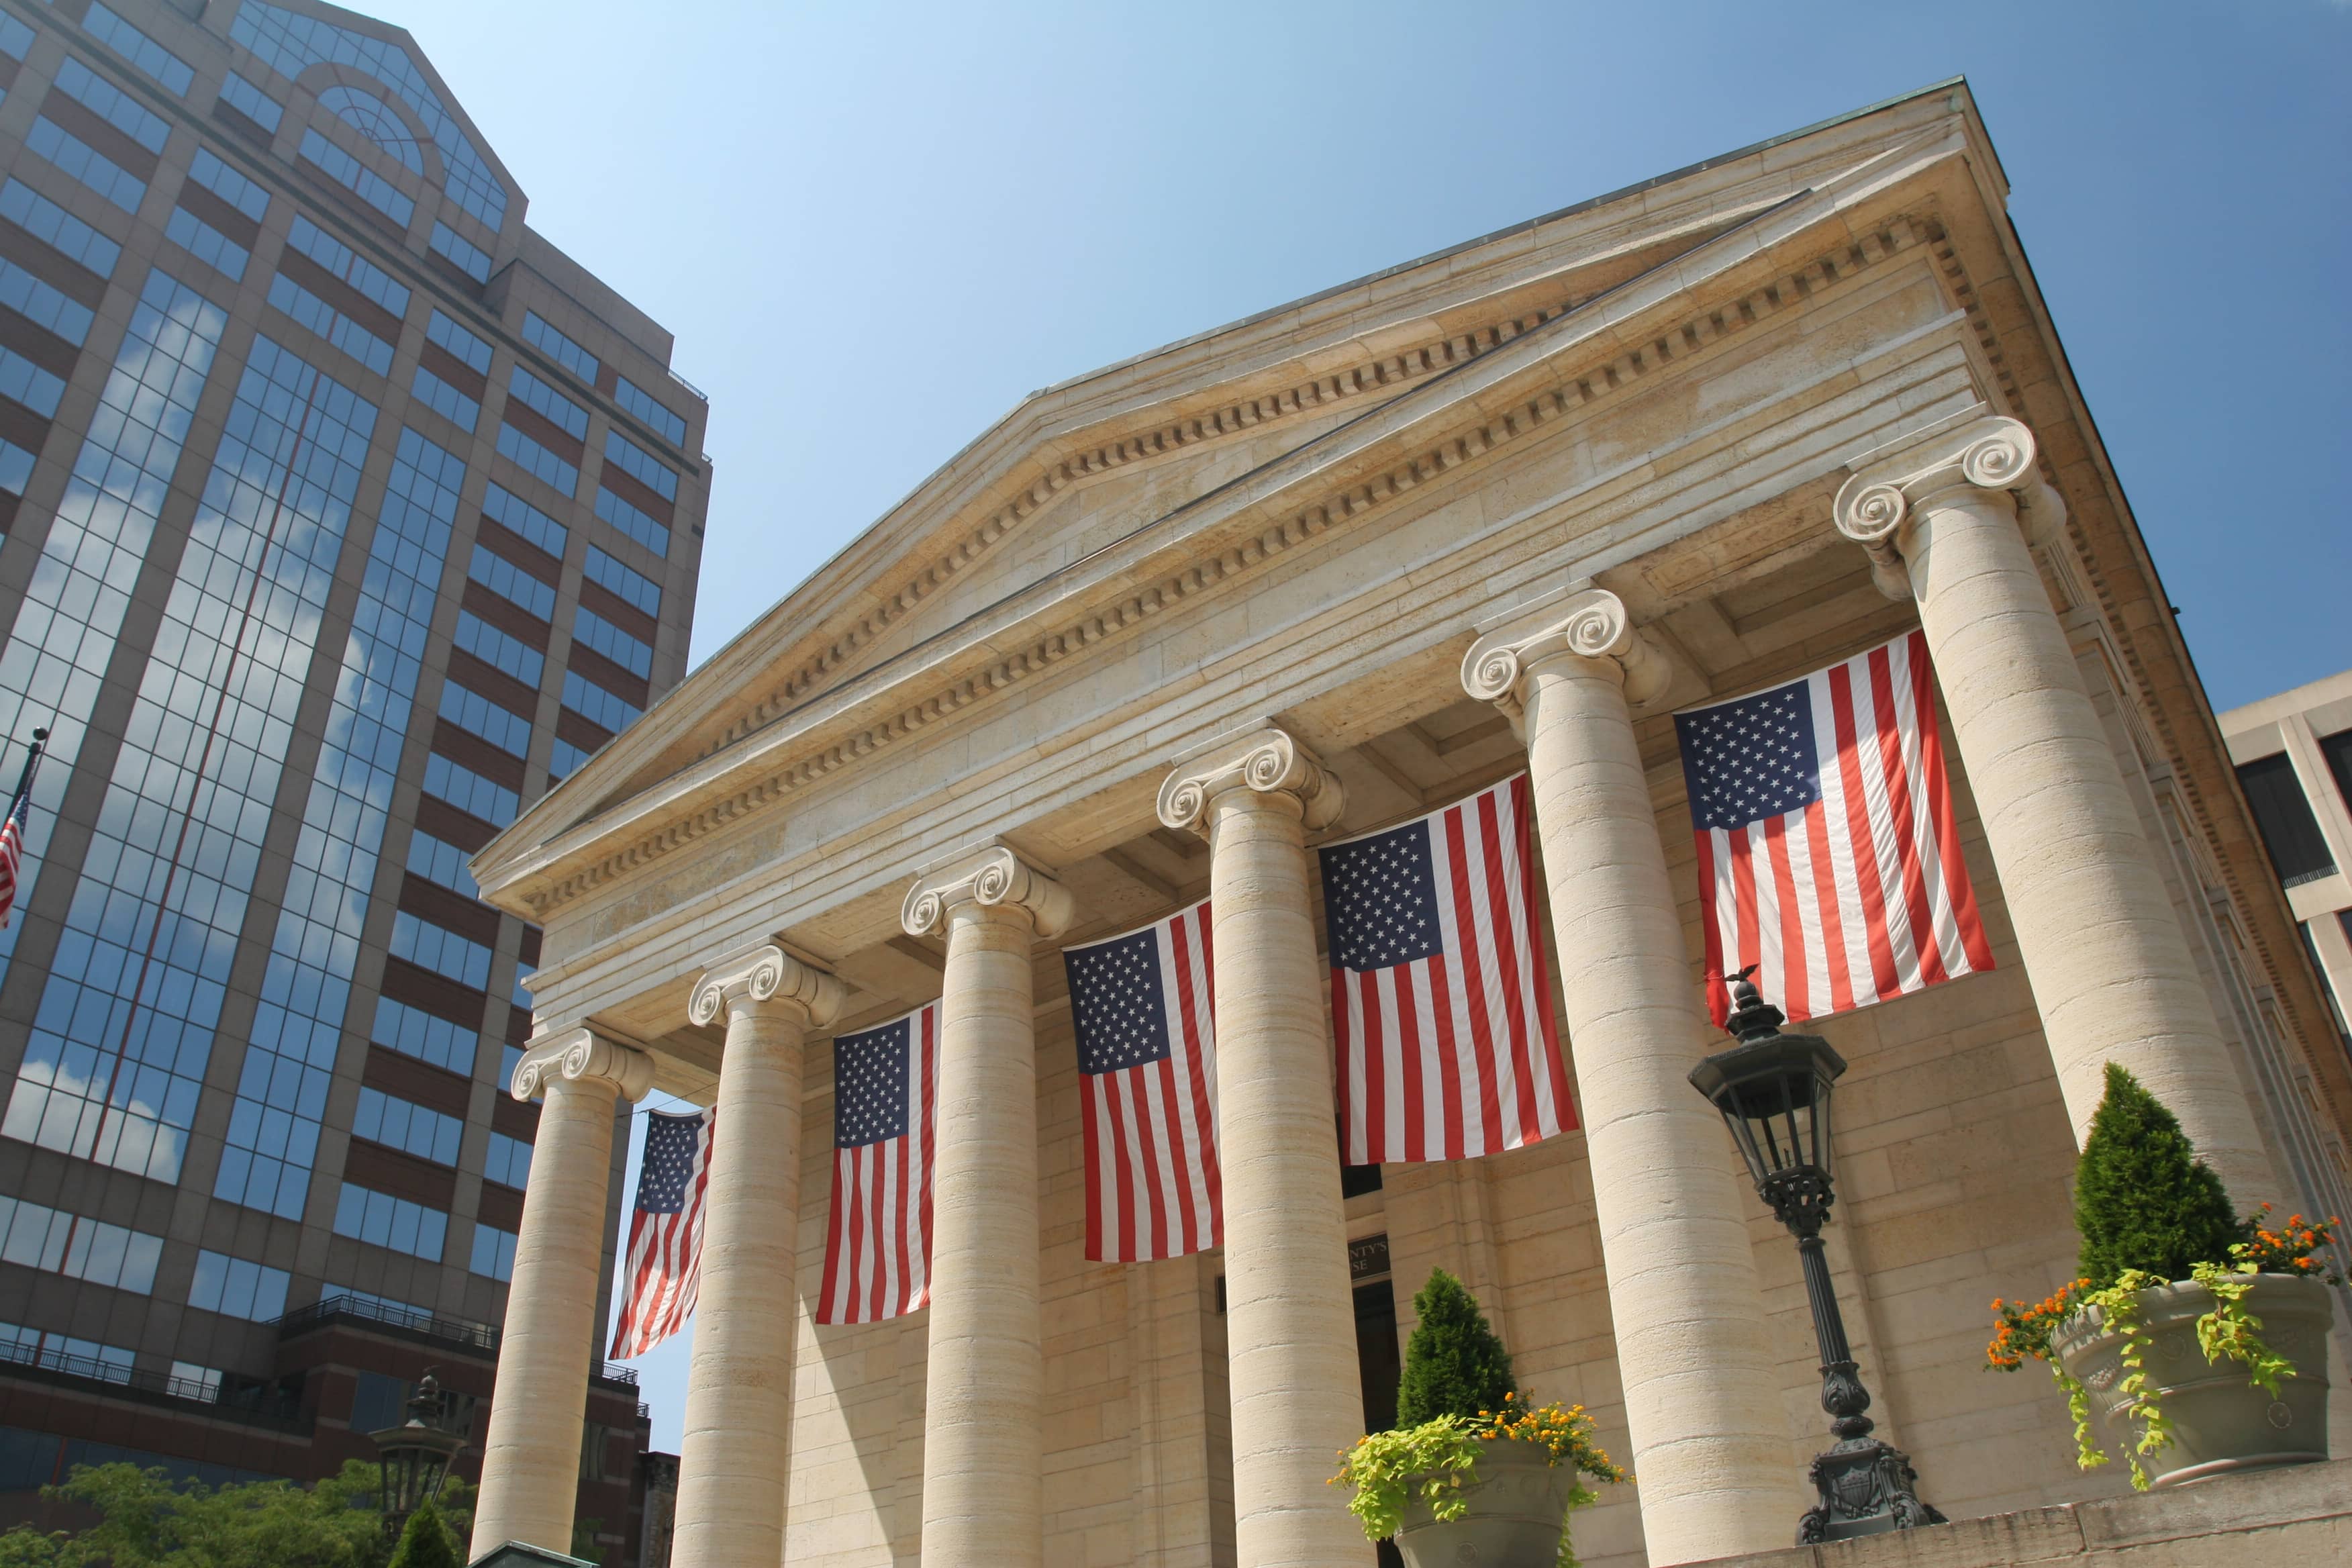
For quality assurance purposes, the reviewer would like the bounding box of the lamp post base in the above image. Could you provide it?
[1797,1434,1947,1545]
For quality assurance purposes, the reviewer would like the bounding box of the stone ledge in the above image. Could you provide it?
[1696,1460,2352,1567]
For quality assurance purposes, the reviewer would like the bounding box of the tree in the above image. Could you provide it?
[2074,1061,2244,1288]
[0,1459,477,1568]
[1393,1268,1517,1426]
[386,1499,460,1568]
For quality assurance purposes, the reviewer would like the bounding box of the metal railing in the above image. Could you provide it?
[595,1363,638,1388]
[0,1341,306,1429]
[273,1293,499,1353]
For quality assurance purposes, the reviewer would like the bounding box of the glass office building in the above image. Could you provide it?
[0,3,705,1551]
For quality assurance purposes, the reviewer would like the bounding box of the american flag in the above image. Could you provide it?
[608,1108,714,1359]
[1322,775,1573,1165]
[1064,899,1220,1263]
[0,727,43,928]
[1674,629,1992,1028]
[816,1001,937,1324]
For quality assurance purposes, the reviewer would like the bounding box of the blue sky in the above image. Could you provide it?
[379,1,2350,1451]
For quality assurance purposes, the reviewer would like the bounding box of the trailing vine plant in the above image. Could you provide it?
[1986,1065,2342,1488]
[1331,1394,1628,1568]
[1333,1271,1628,1567]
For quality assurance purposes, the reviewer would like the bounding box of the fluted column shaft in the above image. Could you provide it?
[1465,591,1790,1565]
[1836,418,2277,1205]
[672,946,842,1568]
[1160,728,1361,1568]
[473,1032,652,1559]
[902,846,1072,1568]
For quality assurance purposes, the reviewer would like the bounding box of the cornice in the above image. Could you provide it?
[502,205,1937,924]
[705,297,1585,757]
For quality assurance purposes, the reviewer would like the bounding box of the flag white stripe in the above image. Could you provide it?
[1804,668,1883,1007]
[1067,899,1222,1263]
[1326,776,1570,1164]
[1679,631,1990,1026]
[814,1000,937,1325]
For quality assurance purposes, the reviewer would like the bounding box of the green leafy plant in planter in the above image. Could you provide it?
[1986,1063,2341,1488]
[1332,1269,1627,1567]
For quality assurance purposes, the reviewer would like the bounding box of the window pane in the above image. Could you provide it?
[2237,753,2335,887]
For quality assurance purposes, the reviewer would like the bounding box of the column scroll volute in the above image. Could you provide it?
[511,1027,656,1104]
[1460,582,1673,718]
[900,843,1075,940]
[1833,412,2069,599]
[1155,724,1345,835]
[687,940,845,1030]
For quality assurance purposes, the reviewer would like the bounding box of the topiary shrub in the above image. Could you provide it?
[387,1497,462,1568]
[2073,1061,2244,1288]
[1395,1267,1516,1426]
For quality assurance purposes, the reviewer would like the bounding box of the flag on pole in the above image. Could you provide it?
[608,1108,714,1359]
[816,1001,938,1324]
[0,726,48,928]
[1673,628,1993,1028]
[1063,899,1220,1263]
[1322,775,1573,1165]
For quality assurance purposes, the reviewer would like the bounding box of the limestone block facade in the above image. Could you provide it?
[467,82,2352,1567]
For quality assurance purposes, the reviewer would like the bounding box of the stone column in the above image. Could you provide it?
[1834,415,2277,1204]
[1157,726,1362,1568]
[671,942,844,1568]
[472,1029,653,1560]
[1464,589,1793,1565]
[900,844,1074,1567]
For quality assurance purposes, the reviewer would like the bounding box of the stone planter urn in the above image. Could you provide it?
[2052,1273,2333,1487]
[1395,1437,1571,1568]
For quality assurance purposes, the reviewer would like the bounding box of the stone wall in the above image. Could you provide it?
[1707,1461,2352,1568]
[772,701,2230,1565]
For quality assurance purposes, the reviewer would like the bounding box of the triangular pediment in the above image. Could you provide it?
[479,77,2000,895]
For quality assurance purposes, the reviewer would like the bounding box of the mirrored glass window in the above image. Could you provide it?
[234,430,464,1214]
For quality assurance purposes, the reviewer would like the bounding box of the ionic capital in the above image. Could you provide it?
[1833,413,2065,598]
[900,842,1075,940]
[511,1028,656,1104]
[687,940,844,1030]
[1461,583,1671,714]
[1156,724,1344,835]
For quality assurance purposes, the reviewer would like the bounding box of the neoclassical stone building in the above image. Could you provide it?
[464,83,2352,1567]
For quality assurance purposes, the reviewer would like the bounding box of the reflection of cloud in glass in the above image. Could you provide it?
[1,1050,187,1180]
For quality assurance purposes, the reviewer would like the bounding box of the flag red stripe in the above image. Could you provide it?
[1515,776,1573,1130]
[1761,814,1809,1021]
[1679,632,1990,1029]
[1327,775,1572,1164]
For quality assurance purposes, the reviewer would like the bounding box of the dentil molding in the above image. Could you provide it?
[514,218,1932,924]
[899,842,1075,939]
[687,940,845,1029]
[1460,582,1673,716]
[511,1028,656,1104]
[1156,724,1345,834]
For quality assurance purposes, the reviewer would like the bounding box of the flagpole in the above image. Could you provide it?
[7,725,46,810]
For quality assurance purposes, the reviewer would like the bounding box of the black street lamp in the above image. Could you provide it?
[1687,969,1945,1545]
[371,1371,468,1540]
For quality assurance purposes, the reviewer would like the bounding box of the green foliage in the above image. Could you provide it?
[2073,1063,2243,1288]
[2009,1263,2301,1490]
[1331,1401,1626,1567]
[1394,1269,1516,1426]
[387,1500,460,1568]
[0,1459,477,1568]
